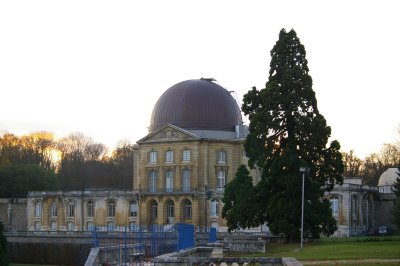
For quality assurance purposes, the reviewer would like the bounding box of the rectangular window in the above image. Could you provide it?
[211,200,219,217]
[51,203,57,217]
[182,149,190,162]
[182,169,190,192]
[108,202,116,217]
[149,151,157,164]
[166,150,173,163]
[35,203,41,217]
[87,201,94,217]
[87,221,94,231]
[129,221,137,231]
[67,221,74,231]
[217,170,226,191]
[165,170,173,192]
[149,170,157,192]
[330,198,340,216]
[68,202,75,217]
[218,150,226,163]
[107,221,114,231]
[130,202,138,217]
[35,221,41,231]
[184,202,192,218]
[51,221,57,231]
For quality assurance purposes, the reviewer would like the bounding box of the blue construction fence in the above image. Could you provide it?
[88,223,217,264]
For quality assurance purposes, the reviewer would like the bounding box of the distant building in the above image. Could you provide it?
[325,168,398,236]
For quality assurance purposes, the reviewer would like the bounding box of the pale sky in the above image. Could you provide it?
[0,0,399,159]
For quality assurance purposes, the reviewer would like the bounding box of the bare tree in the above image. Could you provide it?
[0,132,56,169]
[342,150,363,177]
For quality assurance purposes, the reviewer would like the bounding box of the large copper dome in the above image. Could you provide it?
[149,79,243,132]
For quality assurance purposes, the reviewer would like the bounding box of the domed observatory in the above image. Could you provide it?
[134,78,252,229]
[149,78,246,139]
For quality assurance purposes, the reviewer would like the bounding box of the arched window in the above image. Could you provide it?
[210,199,219,217]
[35,202,41,218]
[165,170,173,192]
[87,200,94,217]
[182,169,191,192]
[51,203,57,217]
[182,199,192,219]
[150,200,158,223]
[108,200,116,217]
[330,196,340,216]
[167,200,175,224]
[130,200,138,217]
[68,201,75,217]
[182,149,190,162]
[149,170,157,193]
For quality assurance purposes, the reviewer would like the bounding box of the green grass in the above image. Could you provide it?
[242,235,400,264]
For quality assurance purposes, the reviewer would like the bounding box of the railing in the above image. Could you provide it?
[143,187,198,194]
[86,223,197,265]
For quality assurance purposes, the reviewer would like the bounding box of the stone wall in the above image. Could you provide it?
[6,232,91,265]
[0,198,27,231]
[376,193,397,233]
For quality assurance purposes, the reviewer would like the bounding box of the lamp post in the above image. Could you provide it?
[299,166,308,250]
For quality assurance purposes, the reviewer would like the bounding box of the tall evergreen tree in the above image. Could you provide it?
[237,29,343,241]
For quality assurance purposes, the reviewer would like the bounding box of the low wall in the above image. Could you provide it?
[154,247,303,266]
[223,233,266,253]
[6,232,92,265]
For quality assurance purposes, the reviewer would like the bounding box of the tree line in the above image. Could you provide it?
[0,132,135,197]
[342,140,400,185]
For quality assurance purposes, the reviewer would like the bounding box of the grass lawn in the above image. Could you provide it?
[243,235,400,265]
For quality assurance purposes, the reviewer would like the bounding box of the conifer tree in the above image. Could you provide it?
[232,29,343,240]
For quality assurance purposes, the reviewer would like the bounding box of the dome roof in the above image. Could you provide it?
[378,168,400,186]
[149,79,243,132]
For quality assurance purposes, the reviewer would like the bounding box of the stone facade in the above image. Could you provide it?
[26,190,138,232]
[134,124,254,228]
[325,177,398,236]
[0,198,27,231]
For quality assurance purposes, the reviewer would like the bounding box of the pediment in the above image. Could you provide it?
[138,124,200,143]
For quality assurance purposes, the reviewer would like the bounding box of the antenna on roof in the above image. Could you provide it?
[229,90,241,106]
[200,77,216,82]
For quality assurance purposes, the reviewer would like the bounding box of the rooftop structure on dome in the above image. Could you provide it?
[378,168,400,186]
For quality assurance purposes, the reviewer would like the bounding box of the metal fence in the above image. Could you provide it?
[88,223,195,265]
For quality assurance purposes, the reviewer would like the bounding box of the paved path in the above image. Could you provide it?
[302,259,400,265]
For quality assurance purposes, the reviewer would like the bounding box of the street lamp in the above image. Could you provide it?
[299,166,309,250]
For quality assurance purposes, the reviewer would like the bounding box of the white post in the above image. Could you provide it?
[299,166,308,250]
[301,171,305,250]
